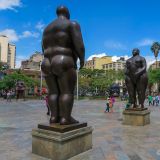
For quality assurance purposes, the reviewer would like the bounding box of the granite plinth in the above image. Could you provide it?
[38,122,87,133]
[122,108,150,126]
[32,123,93,160]
[125,107,148,111]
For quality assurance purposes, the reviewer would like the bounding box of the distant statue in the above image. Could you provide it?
[16,80,25,100]
[41,6,85,125]
[125,48,148,109]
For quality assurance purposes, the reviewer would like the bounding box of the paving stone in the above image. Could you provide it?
[0,99,160,159]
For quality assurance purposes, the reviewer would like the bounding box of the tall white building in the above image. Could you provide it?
[0,35,16,68]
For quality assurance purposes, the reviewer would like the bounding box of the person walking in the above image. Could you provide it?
[111,96,115,106]
[148,95,152,106]
[152,95,156,106]
[155,95,159,106]
[109,97,113,112]
[7,90,11,102]
[104,98,110,113]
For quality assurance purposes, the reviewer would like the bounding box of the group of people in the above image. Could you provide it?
[148,95,160,106]
[104,96,115,113]
[1,90,15,102]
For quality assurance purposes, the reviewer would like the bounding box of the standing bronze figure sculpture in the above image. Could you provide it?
[16,80,25,101]
[41,6,85,125]
[125,48,148,109]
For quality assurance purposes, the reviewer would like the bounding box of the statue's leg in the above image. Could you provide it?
[125,76,136,108]
[41,58,60,123]
[58,68,78,125]
[137,73,148,108]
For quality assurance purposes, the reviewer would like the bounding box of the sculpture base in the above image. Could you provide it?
[32,123,93,160]
[122,108,150,126]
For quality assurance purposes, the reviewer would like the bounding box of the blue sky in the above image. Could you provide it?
[0,0,160,67]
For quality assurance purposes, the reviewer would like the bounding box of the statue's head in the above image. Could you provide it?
[56,6,70,19]
[132,48,140,56]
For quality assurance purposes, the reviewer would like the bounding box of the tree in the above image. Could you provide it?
[148,68,160,93]
[78,68,125,96]
[0,72,38,90]
[151,42,160,58]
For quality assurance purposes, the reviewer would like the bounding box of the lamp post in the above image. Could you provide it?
[76,69,79,100]
[40,61,43,99]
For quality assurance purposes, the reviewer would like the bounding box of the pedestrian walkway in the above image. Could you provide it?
[0,99,160,159]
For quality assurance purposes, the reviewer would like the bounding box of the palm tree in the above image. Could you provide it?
[151,42,160,68]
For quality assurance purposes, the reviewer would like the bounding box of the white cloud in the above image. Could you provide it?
[0,29,40,42]
[35,21,45,32]
[0,0,21,10]
[137,38,155,47]
[19,31,39,39]
[87,53,107,61]
[0,29,19,42]
[104,40,127,50]
[112,55,129,62]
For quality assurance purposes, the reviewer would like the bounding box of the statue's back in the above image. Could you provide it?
[42,18,72,54]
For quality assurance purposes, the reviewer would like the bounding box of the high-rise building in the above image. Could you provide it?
[0,35,16,68]
[84,56,112,70]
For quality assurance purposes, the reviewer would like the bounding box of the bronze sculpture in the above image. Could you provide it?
[125,48,148,109]
[41,6,85,125]
[16,80,25,100]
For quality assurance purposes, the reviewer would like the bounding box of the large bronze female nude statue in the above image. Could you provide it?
[125,48,148,109]
[41,6,85,125]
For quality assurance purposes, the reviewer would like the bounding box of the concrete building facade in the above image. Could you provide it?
[84,56,112,70]
[102,57,126,71]
[21,52,43,71]
[150,61,160,70]
[0,35,16,68]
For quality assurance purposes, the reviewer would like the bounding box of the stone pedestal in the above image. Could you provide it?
[32,123,93,160]
[122,108,150,126]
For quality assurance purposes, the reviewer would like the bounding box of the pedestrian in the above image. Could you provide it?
[111,96,115,106]
[125,99,131,109]
[45,95,50,115]
[109,97,113,112]
[104,98,110,113]
[148,95,152,106]
[152,95,156,106]
[155,95,159,106]
[7,90,11,102]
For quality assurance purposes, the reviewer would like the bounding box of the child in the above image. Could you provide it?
[105,98,110,112]
[109,98,113,112]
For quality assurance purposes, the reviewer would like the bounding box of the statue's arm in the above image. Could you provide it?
[135,58,147,76]
[70,21,85,69]
[41,39,44,54]
[124,63,129,76]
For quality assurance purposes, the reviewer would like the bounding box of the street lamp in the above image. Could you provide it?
[77,69,79,100]
[40,61,43,99]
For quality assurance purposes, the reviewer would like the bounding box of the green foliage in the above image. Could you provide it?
[78,68,125,93]
[0,71,38,90]
[148,69,160,84]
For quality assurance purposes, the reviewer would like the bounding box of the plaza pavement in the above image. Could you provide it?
[0,99,160,160]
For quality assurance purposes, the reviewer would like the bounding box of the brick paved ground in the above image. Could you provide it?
[0,99,160,160]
